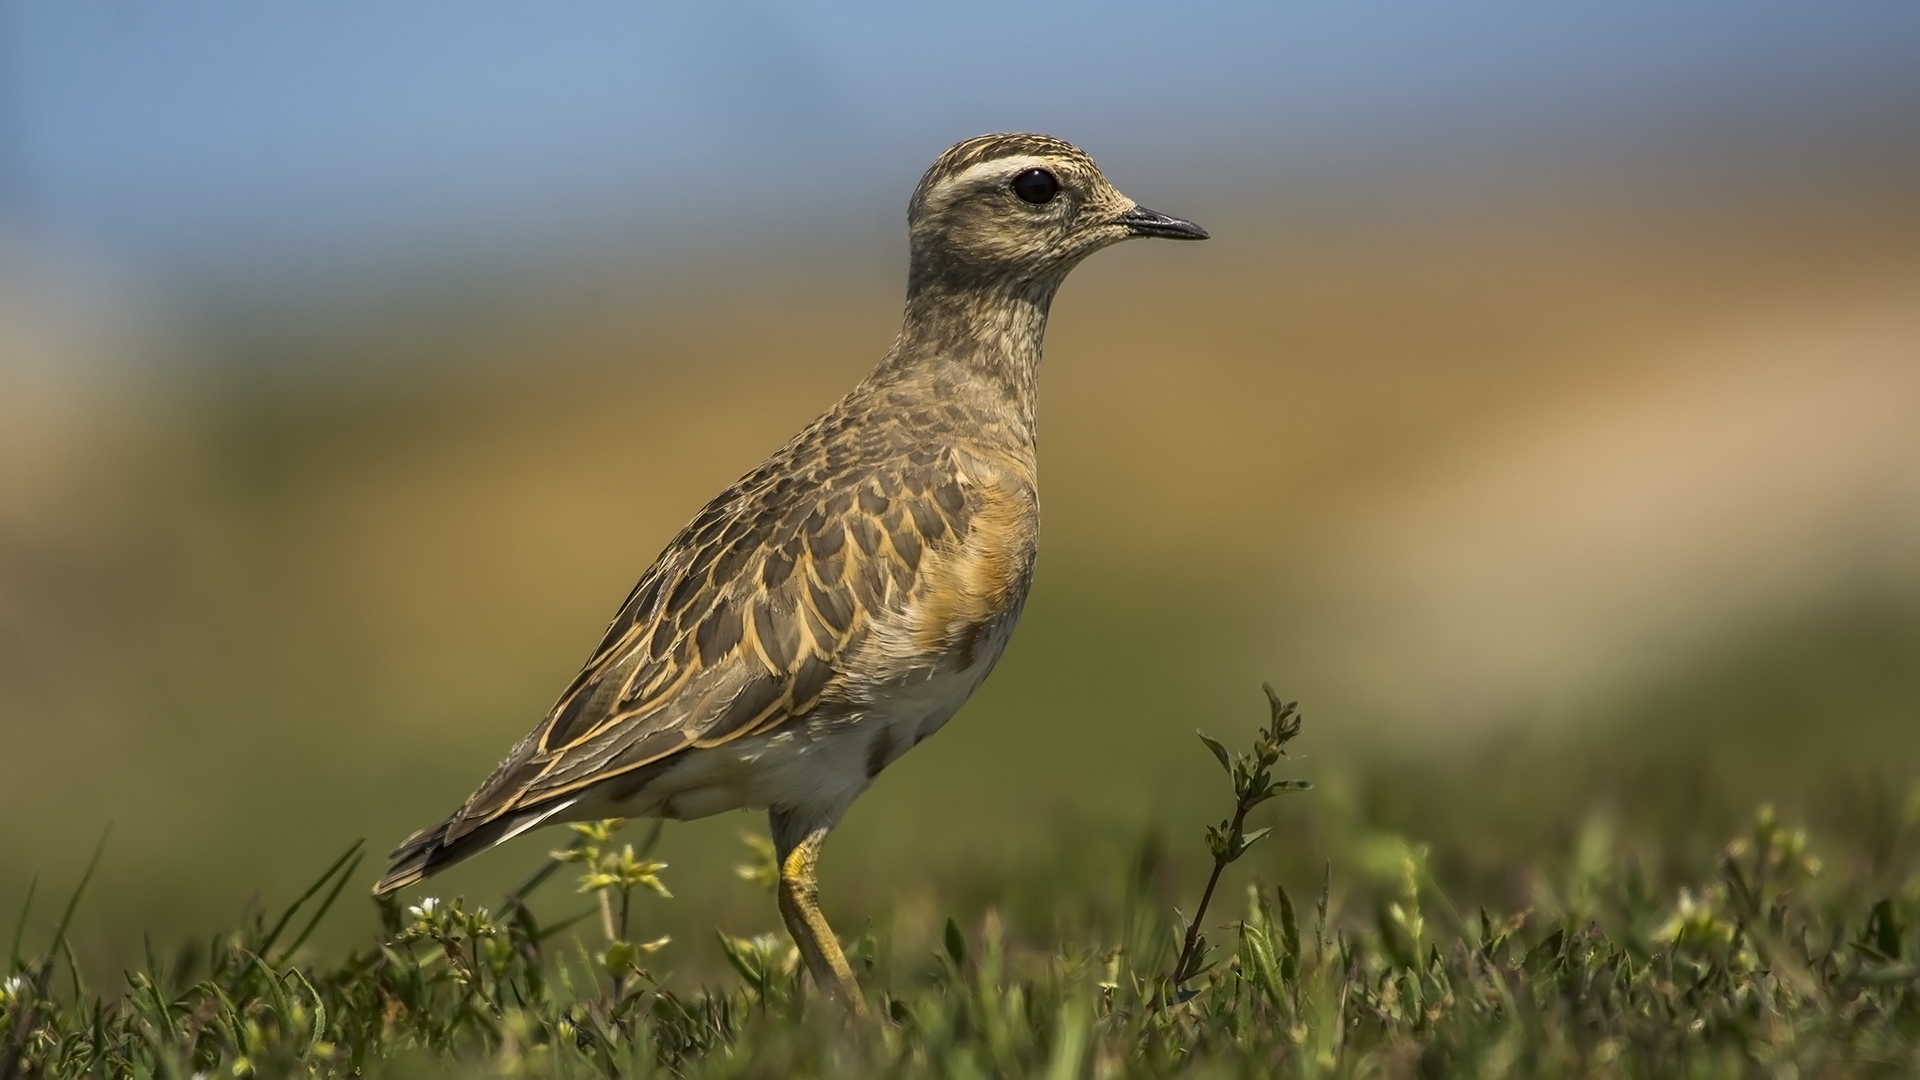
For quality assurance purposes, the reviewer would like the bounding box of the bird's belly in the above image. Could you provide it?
[613,616,1020,825]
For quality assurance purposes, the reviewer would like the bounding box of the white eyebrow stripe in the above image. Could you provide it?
[928,156,1054,205]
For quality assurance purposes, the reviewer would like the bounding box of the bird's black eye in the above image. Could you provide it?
[1011,168,1059,205]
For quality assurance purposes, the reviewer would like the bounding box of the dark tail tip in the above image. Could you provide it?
[373,820,452,895]
[372,805,560,895]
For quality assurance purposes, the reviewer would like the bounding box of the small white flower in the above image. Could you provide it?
[408,897,440,920]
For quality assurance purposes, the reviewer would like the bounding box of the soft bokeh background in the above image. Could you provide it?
[3,2,1918,980]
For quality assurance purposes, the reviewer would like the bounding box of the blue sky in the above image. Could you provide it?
[2,1,1916,284]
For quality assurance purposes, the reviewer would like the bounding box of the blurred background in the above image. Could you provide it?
[3,2,1918,980]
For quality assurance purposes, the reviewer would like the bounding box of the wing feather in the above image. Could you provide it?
[409,418,1031,872]
[438,463,900,843]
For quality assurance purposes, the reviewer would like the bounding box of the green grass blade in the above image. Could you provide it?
[59,937,85,1001]
[275,849,364,966]
[0,830,105,1080]
[260,839,365,958]
[45,826,110,983]
[634,819,665,860]
[7,875,33,971]
[244,951,294,1019]
[512,826,599,903]
[510,857,566,903]
[284,967,329,1058]
[532,907,599,944]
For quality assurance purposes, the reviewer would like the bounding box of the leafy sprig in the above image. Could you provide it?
[549,819,671,997]
[1168,684,1311,997]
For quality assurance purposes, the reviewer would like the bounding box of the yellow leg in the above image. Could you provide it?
[772,811,871,1020]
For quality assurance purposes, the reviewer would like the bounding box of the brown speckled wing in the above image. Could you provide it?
[437,415,985,846]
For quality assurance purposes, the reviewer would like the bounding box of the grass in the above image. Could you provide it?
[5,195,1919,1075]
[5,689,1917,1078]
[6,193,1918,969]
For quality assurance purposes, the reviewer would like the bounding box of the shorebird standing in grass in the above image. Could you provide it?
[373,133,1207,1013]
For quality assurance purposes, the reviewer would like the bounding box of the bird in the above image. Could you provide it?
[372,133,1207,1014]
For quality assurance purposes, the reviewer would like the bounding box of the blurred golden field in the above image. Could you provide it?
[3,176,1918,983]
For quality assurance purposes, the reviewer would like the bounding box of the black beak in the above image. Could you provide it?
[1118,205,1209,240]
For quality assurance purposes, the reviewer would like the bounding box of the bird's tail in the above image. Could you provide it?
[372,800,576,895]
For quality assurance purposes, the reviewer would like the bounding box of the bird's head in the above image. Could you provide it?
[906,133,1207,296]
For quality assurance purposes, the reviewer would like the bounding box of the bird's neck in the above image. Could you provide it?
[874,275,1064,446]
